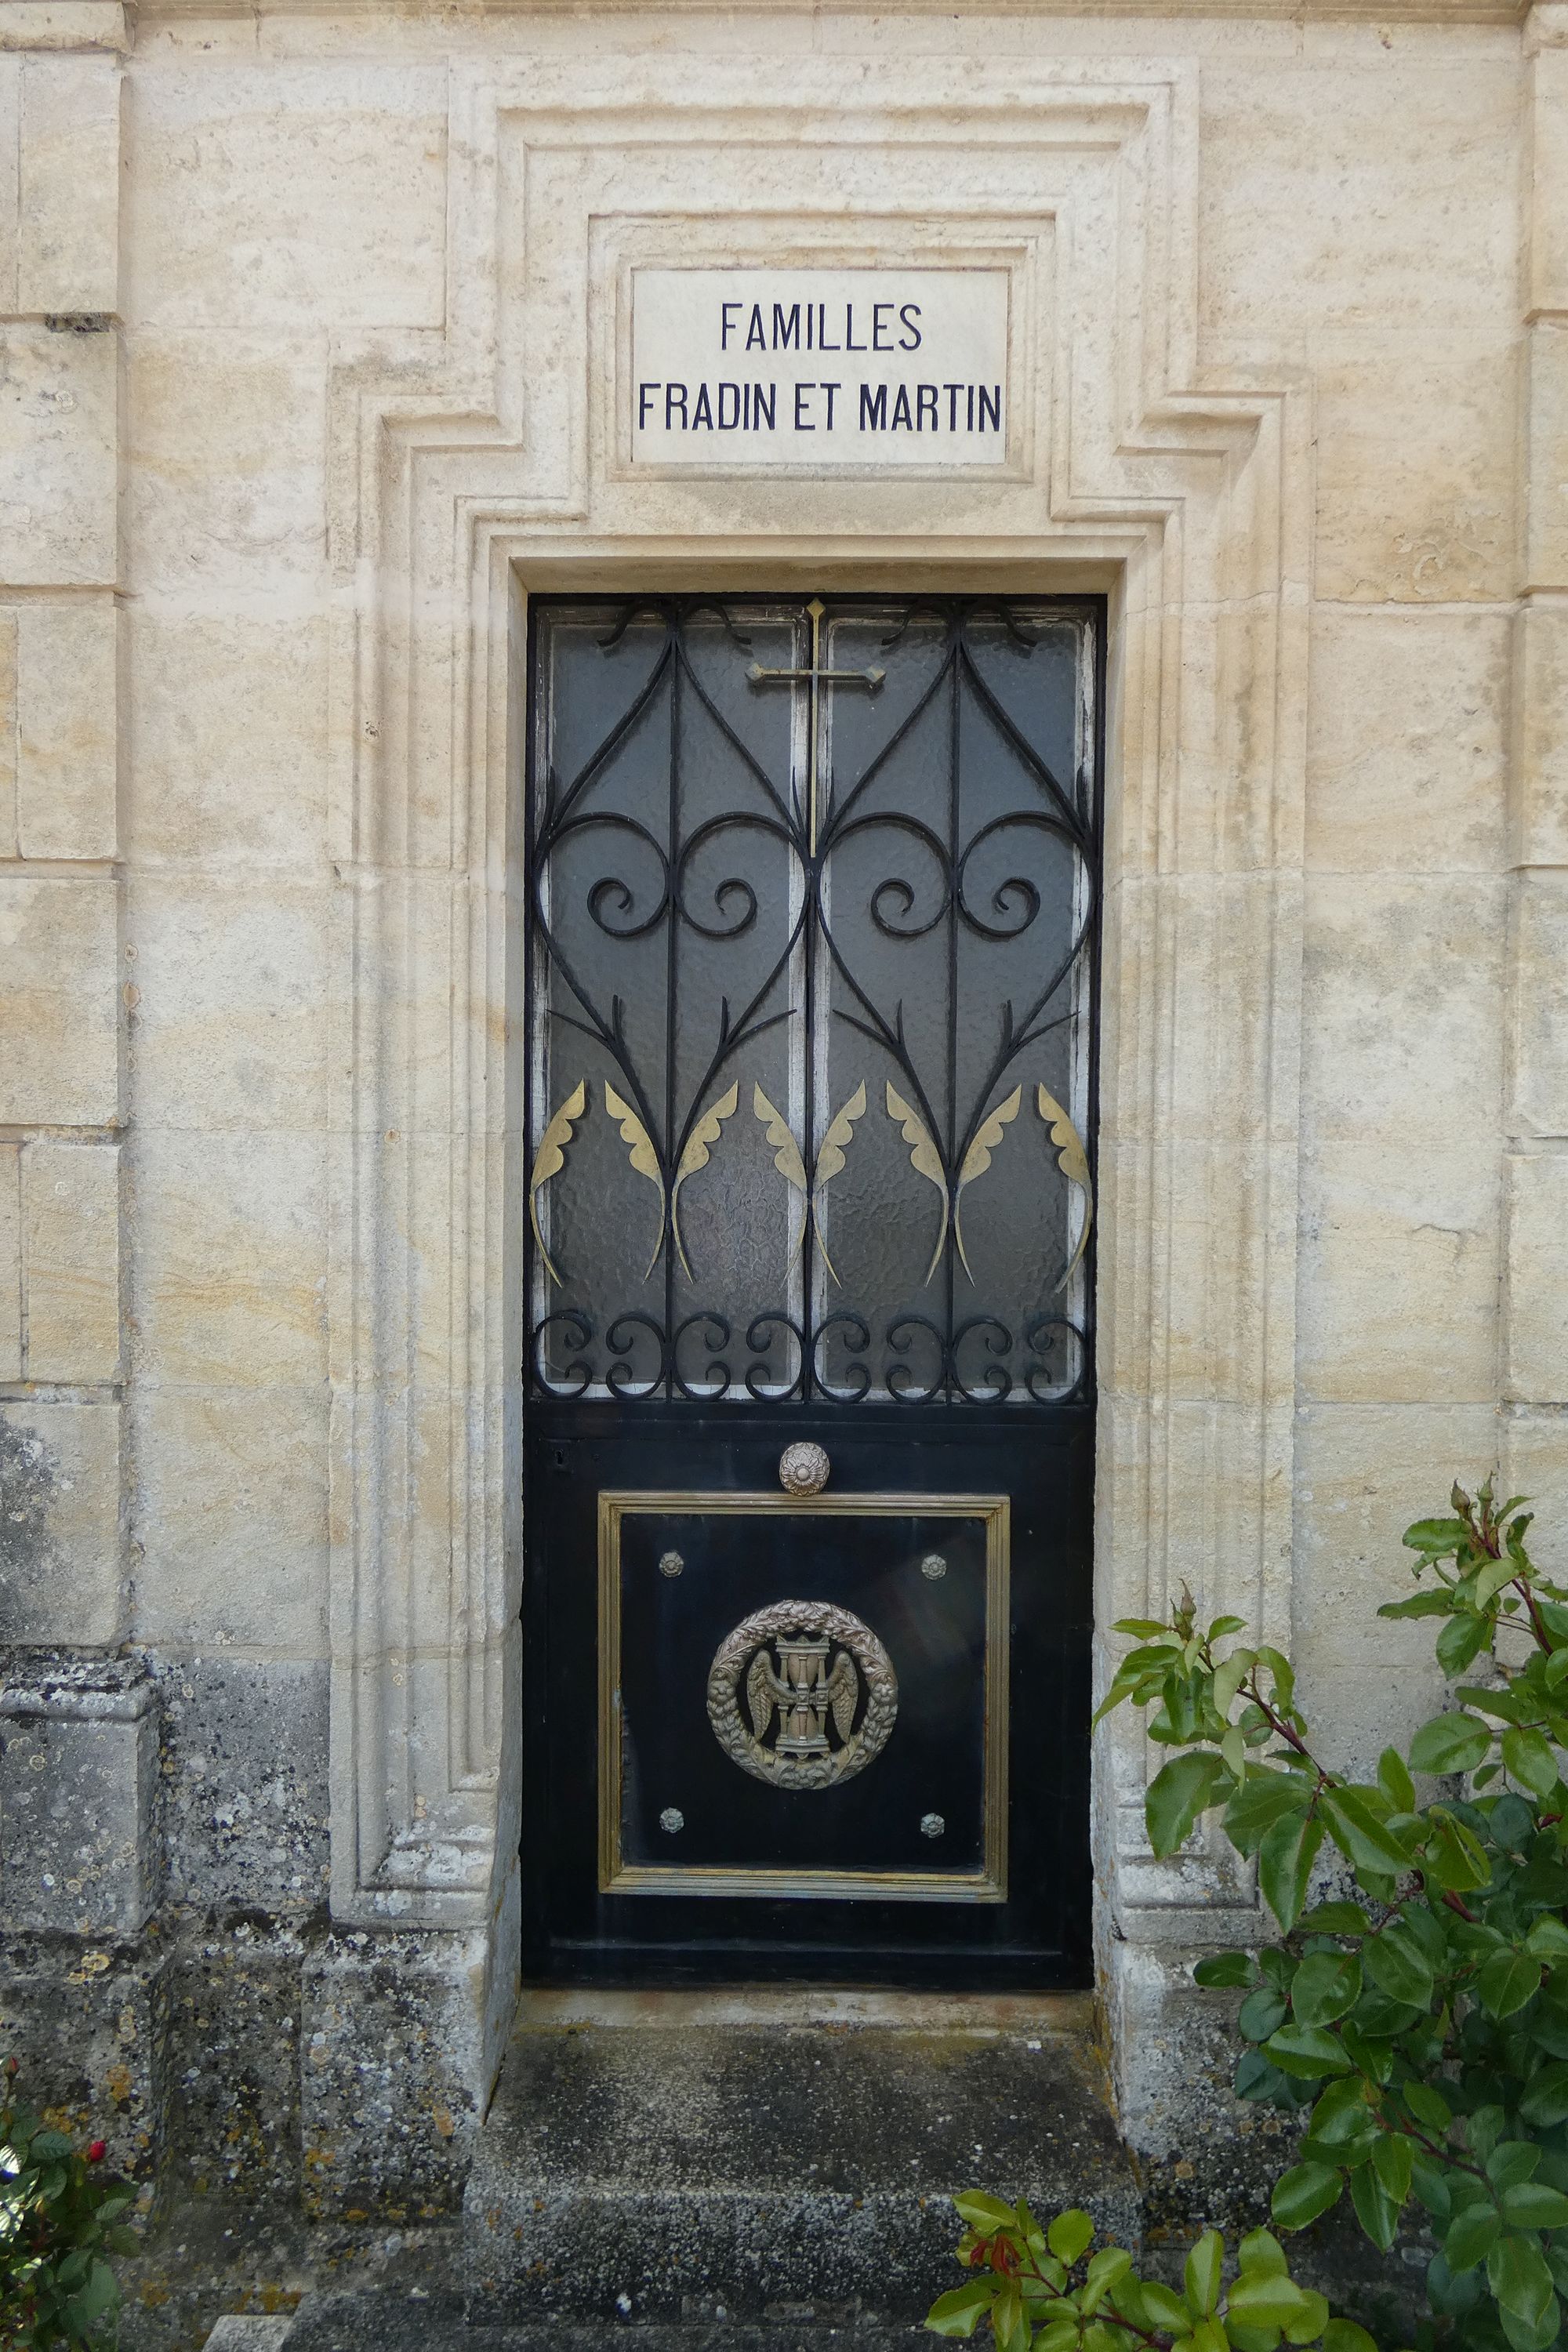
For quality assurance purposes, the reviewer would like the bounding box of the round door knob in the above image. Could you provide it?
[779,1440,830,1496]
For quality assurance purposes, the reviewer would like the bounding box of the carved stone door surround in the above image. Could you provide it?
[323,51,1308,2117]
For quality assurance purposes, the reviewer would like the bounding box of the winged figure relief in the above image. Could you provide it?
[745,1633,861,1762]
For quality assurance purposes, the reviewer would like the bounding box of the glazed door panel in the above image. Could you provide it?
[521,594,1100,1984]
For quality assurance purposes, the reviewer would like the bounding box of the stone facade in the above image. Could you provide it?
[0,0,1564,2240]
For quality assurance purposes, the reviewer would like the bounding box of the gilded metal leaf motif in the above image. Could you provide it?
[953,1084,1022,1283]
[811,1080,866,1286]
[753,1084,809,1272]
[528,1078,587,1287]
[671,1081,740,1279]
[604,1080,666,1281]
[1036,1083,1094,1291]
[884,1080,949,1286]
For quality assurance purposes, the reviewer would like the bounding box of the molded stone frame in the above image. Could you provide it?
[322,56,1310,2132]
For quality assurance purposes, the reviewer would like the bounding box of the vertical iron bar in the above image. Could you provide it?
[944,608,961,1400]
[664,612,681,1398]
[802,600,818,1400]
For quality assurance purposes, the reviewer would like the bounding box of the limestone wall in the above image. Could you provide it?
[0,0,1563,2224]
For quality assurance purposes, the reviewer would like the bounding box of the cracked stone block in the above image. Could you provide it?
[0,1652,158,1934]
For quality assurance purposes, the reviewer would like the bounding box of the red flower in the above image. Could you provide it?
[86,2142,106,2163]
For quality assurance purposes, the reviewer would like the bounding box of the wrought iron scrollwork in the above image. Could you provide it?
[526,594,1099,1405]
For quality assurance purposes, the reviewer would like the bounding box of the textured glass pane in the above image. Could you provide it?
[528,596,1095,1403]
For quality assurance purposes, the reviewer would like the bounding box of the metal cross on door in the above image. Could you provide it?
[521,593,1102,1987]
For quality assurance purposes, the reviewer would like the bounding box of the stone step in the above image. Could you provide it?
[284,2297,931,2352]
[462,1994,1138,2327]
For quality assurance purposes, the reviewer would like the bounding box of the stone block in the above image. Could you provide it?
[131,64,445,332]
[1504,1152,1568,1403]
[125,610,328,866]
[0,1142,20,1380]
[301,1929,492,2220]
[1293,1399,1504,1668]
[0,7,128,53]
[1298,1138,1501,1405]
[0,1401,122,1645]
[124,333,325,608]
[0,874,118,1125]
[132,878,329,1134]
[154,1657,328,1917]
[1306,607,1508,875]
[133,1131,327,1388]
[0,1651,157,1935]
[168,1920,307,2204]
[0,323,118,588]
[1527,322,1568,592]
[1530,46,1568,321]
[1513,873,1568,1138]
[0,604,16,853]
[0,1936,166,2186]
[21,1140,119,1383]
[1503,1408,1568,1583]
[1512,596,1568,867]
[1301,873,1506,1142]
[16,597,118,859]
[18,56,119,316]
[132,1387,327,1653]
[1314,329,1516,604]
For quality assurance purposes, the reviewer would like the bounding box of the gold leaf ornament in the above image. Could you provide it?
[752,1085,809,1272]
[671,1080,741,1278]
[1036,1083,1094,1290]
[884,1080,949,1286]
[953,1084,1022,1283]
[811,1080,866,1284]
[604,1080,667,1281]
[528,1078,587,1286]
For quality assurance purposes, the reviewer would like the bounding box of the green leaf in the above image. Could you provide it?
[1265,2023,1352,2077]
[1185,2229,1223,2316]
[1236,2230,1290,2279]
[1225,2277,1312,2329]
[1192,1953,1260,1990]
[1404,2080,1452,2131]
[1478,1949,1545,2019]
[1526,1915,1568,1959]
[1503,1726,1561,1800]
[1377,1748,1417,1813]
[1520,2061,1568,2126]
[1047,2209,1095,2266]
[1437,1611,1494,1677]
[1410,1711,1492,1773]
[1349,2161,1401,2252]
[1290,1951,1362,2028]
[1299,1900,1369,1936]
[1281,2288,1329,2343]
[1258,1809,1326,1935]
[1500,2296,1561,2352]
[1363,1929,1435,2009]
[1321,2324,1378,2352]
[1309,2077,1374,2145]
[1501,2182,1568,2229]
[1371,2132,1414,2206]
[1080,2247,1134,2316]
[1238,1985,1290,2042]
[1445,2202,1502,2272]
[1271,2162,1344,2230]
[1379,1591,1455,1619]
[1145,1751,1232,1861]
[953,2193,1022,2230]
[1320,1788,1413,1877]
[1224,1772,1316,1857]
[27,2131,71,2161]
[1032,2325,1080,2352]
[1405,1518,1470,1552]
[927,2281,996,2336]
[1489,2234,1555,2329]
[1138,2283,1193,2332]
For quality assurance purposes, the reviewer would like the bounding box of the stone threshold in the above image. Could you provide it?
[510,1988,1098,2037]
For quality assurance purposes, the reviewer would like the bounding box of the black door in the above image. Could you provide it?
[522,593,1101,1987]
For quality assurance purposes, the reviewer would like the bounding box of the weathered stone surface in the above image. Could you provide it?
[301,1930,493,2222]
[16,54,120,317]
[0,1650,157,1933]
[465,2013,1135,2325]
[154,1657,328,1918]
[15,595,118,858]
[0,1403,123,1645]
[0,1935,168,2183]
[0,873,118,1126]
[21,1138,120,1382]
[168,1918,310,2205]
[0,1140,20,1379]
[0,323,118,588]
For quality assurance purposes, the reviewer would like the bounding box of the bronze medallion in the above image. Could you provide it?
[706,1600,898,1791]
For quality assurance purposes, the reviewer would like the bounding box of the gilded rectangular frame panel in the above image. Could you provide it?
[597,1490,1010,1903]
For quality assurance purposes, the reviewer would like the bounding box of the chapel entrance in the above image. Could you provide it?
[521,593,1100,1985]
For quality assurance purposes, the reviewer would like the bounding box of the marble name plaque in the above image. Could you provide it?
[629,267,1011,468]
